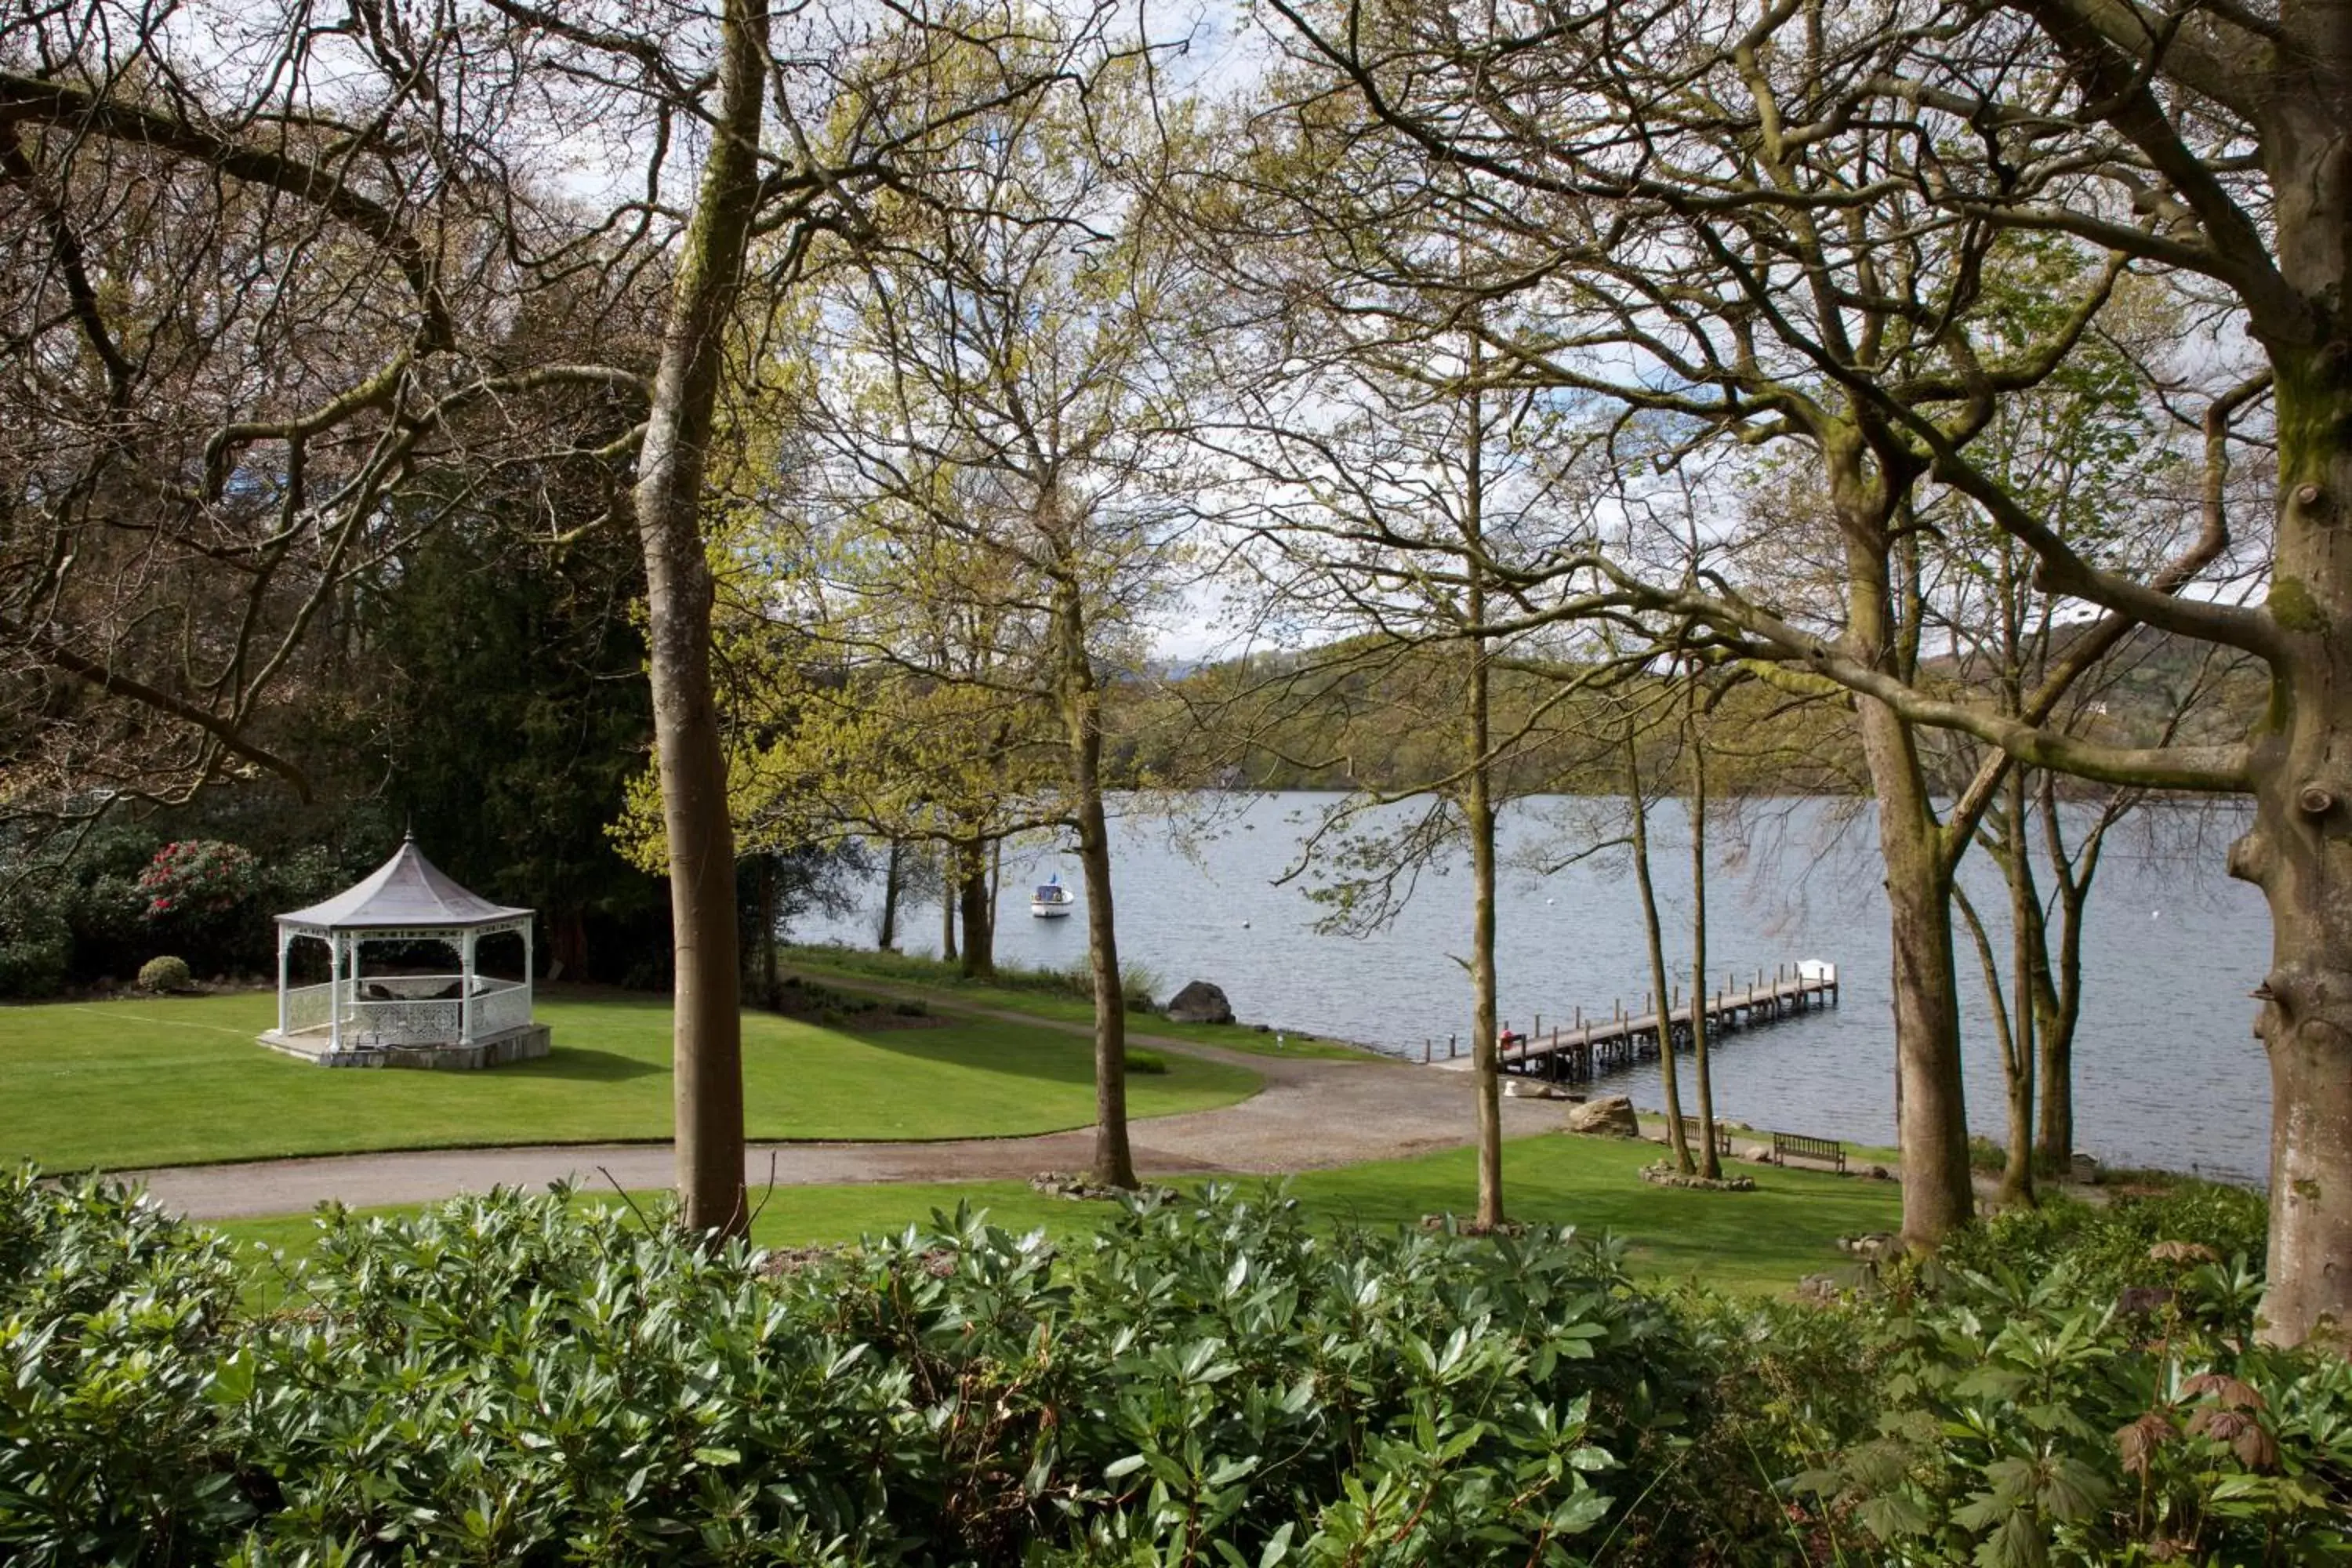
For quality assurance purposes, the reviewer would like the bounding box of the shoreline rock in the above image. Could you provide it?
[1165,980,1235,1025]
[1566,1095,1639,1138]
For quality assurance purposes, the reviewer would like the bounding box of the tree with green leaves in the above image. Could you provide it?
[1248,0,2256,1269]
[770,45,1203,1187]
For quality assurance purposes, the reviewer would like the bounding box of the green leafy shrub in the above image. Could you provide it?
[0,1169,250,1565]
[0,822,358,998]
[1933,1183,2271,1297]
[1783,1261,2350,1566]
[2,1173,1711,1565]
[0,901,71,999]
[1685,1186,2351,1567]
[8,1168,2341,1567]
[137,955,194,993]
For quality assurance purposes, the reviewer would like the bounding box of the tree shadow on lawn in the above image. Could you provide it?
[510,1047,667,1083]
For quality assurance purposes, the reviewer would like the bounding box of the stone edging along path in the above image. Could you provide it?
[128,988,1577,1221]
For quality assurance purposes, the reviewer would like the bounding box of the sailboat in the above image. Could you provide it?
[1030,873,1076,919]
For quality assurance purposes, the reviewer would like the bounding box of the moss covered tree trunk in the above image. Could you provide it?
[633,0,768,1240]
[877,839,902,951]
[1053,572,1133,1188]
[956,838,995,979]
[2235,348,2352,1345]
[1862,699,1973,1247]
[1837,455,1973,1248]
[2035,782,2085,1177]
[2000,778,2042,1208]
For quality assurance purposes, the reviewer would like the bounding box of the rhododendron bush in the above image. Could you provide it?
[136,840,261,920]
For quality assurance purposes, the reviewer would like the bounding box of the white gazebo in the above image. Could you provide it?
[260,833,551,1069]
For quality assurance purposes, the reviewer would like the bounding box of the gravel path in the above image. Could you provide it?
[127,1005,1575,1221]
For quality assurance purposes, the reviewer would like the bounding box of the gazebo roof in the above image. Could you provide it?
[277,834,532,931]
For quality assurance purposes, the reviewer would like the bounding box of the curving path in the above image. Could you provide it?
[127,1004,1576,1221]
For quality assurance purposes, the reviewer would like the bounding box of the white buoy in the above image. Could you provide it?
[1241,920,1251,928]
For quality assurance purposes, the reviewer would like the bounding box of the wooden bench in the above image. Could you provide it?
[1771,1131,1846,1173]
[1677,1116,1733,1157]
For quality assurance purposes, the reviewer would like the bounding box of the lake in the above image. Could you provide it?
[793,792,2273,1182]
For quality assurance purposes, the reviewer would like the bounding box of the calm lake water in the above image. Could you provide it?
[793,793,2273,1183]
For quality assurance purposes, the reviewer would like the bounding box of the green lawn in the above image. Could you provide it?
[0,989,1260,1171]
[218,1134,1899,1295]
[782,945,1381,1060]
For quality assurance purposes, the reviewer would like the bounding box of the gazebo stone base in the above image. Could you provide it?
[258,1022,553,1071]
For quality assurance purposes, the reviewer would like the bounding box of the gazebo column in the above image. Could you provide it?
[328,933,343,1053]
[523,922,535,1017]
[460,930,477,1045]
[275,927,290,1036]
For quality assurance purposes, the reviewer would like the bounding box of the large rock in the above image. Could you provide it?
[1837,1232,1901,1263]
[1164,980,1235,1025]
[1566,1094,1639,1138]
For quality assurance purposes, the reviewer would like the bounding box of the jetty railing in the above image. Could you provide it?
[1432,960,1838,1083]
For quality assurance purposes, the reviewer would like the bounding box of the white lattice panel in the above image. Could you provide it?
[352,999,462,1045]
[476,985,532,1037]
[283,982,338,1034]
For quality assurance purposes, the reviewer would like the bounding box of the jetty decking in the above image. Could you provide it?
[1434,961,1838,1083]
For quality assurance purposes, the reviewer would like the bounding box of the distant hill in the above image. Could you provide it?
[1102,622,2263,797]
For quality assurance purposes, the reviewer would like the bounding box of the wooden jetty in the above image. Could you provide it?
[1433,960,1838,1083]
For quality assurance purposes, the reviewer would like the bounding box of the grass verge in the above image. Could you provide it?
[782,944,1380,1060]
[217,1131,1900,1297]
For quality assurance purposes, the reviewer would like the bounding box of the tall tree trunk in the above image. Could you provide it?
[1627,729,1691,1174]
[632,0,767,1240]
[1961,775,2042,1210]
[2234,338,2352,1346]
[877,838,902,950]
[1465,754,1504,1225]
[940,845,959,963]
[2034,778,2085,1175]
[1953,880,2017,1196]
[1835,452,1973,1248]
[1864,702,1975,1248]
[1054,574,1133,1187]
[1462,361,1504,1229]
[957,838,995,978]
[1686,677,1719,1178]
[2000,779,2042,1207]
